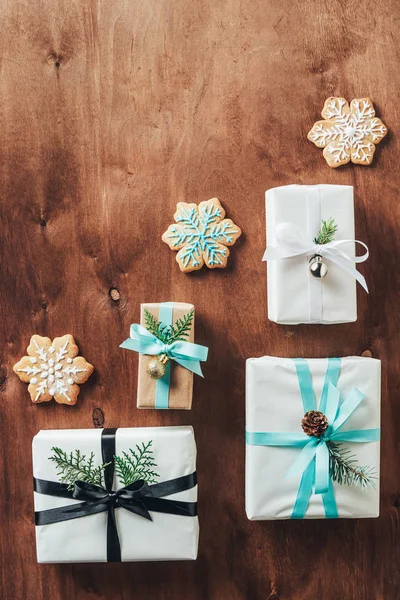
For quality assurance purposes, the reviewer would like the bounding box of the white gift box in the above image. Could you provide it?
[246,356,381,520]
[265,184,364,324]
[33,426,198,563]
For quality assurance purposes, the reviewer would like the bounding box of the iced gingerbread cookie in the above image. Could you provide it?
[307,97,388,168]
[162,197,241,273]
[13,334,94,405]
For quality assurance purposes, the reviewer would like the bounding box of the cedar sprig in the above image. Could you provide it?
[49,447,111,491]
[314,218,338,245]
[327,440,376,490]
[114,441,160,487]
[144,308,194,345]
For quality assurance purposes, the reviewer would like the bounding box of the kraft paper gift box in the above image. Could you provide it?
[263,184,369,324]
[245,356,381,520]
[33,426,199,563]
[121,302,208,410]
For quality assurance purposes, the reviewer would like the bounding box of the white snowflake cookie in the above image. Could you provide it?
[13,334,94,405]
[307,97,388,168]
[162,197,242,273]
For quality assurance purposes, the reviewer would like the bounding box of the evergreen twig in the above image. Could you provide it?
[169,308,194,342]
[143,308,194,345]
[113,441,160,487]
[49,447,111,491]
[314,218,338,245]
[326,440,376,489]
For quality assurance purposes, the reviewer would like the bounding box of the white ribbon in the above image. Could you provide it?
[262,222,369,292]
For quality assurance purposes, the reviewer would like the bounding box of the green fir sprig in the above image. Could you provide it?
[49,447,111,491]
[327,440,376,489]
[114,441,160,487]
[314,218,338,245]
[144,308,194,344]
[49,441,160,490]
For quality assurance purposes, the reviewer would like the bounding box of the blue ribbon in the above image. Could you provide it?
[246,358,380,519]
[120,302,208,409]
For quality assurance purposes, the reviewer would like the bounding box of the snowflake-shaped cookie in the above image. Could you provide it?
[13,334,94,405]
[162,198,241,272]
[307,97,387,167]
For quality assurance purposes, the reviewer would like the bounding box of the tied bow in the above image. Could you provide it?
[262,222,369,292]
[284,382,378,496]
[120,324,208,377]
[34,473,198,562]
[72,479,153,521]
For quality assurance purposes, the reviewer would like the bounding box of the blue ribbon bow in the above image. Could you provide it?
[120,303,208,409]
[246,358,380,519]
[120,324,208,377]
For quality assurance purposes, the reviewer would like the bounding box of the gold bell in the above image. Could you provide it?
[147,354,169,380]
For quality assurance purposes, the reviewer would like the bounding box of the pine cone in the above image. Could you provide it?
[301,410,328,437]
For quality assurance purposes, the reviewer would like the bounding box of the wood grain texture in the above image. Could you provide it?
[0,0,399,598]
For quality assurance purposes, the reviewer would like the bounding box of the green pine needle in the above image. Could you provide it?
[49,447,111,491]
[144,308,194,345]
[113,441,160,487]
[314,218,338,245]
[49,441,160,490]
[326,440,376,490]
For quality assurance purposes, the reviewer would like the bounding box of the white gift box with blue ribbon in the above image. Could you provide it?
[263,184,369,324]
[245,356,381,520]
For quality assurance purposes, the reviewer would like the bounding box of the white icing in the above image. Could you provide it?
[56,341,69,363]
[25,338,87,402]
[16,366,41,376]
[309,98,387,164]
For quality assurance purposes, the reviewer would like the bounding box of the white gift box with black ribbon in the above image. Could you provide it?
[263,184,369,324]
[33,426,198,563]
[245,356,381,520]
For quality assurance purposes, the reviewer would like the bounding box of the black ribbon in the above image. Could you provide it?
[34,428,198,562]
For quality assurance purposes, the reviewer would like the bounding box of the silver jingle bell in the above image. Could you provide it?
[309,254,328,279]
[146,357,167,380]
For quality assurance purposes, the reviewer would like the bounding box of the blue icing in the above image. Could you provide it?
[167,202,238,268]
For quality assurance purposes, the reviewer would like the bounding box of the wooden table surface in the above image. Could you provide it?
[1,1,399,598]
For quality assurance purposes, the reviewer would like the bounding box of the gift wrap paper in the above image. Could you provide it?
[33,426,198,562]
[246,356,381,520]
[138,302,195,409]
[266,184,357,324]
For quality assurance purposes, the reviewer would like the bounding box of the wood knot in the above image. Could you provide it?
[109,287,120,302]
[361,349,373,358]
[40,219,46,227]
[92,408,105,428]
[46,53,63,68]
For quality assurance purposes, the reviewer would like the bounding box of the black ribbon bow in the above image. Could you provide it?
[34,428,198,562]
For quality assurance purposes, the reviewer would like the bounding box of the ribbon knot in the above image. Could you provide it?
[120,324,208,377]
[262,222,369,292]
